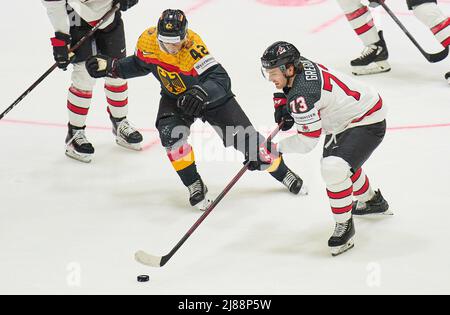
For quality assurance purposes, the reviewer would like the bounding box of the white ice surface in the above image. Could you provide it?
[0,0,449,294]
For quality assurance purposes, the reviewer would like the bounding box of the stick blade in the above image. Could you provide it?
[135,250,163,267]
[428,47,449,63]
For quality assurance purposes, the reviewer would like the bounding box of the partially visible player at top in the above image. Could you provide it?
[259,41,392,256]
[85,9,307,210]
[41,0,143,163]
[337,0,449,83]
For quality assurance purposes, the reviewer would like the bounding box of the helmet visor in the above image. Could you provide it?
[261,66,286,81]
[158,38,184,55]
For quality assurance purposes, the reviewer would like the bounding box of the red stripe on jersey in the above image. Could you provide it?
[442,36,450,48]
[168,144,193,162]
[354,176,370,196]
[299,129,322,138]
[318,64,329,71]
[351,168,363,183]
[327,187,353,200]
[355,19,375,35]
[107,98,128,107]
[67,101,89,116]
[105,84,128,93]
[352,97,383,123]
[69,87,92,99]
[346,6,369,21]
[431,18,450,35]
[136,50,199,77]
[332,204,353,215]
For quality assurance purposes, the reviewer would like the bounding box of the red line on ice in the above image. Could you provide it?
[2,118,450,133]
[185,0,214,14]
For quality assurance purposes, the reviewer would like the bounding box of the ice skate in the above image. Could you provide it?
[111,116,143,151]
[65,124,95,163]
[188,178,212,211]
[282,169,308,196]
[328,218,355,257]
[351,31,391,76]
[352,190,392,216]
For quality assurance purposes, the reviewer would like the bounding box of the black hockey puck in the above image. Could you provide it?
[137,275,150,282]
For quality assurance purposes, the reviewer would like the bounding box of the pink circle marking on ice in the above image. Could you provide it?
[256,0,326,7]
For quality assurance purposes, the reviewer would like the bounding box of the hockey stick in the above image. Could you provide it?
[0,5,120,121]
[135,122,285,268]
[376,1,449,63]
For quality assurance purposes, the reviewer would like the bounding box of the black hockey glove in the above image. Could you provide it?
[51,32,75,70]
[177,86,209,118]
[244,135,279,172]
[85,55,118,78]
[273,93,295,131]
[368,0,384,8]
[115,0,139,11]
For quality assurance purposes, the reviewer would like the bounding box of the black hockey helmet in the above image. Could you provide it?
[157,9,188,43]
[261,41,301,71]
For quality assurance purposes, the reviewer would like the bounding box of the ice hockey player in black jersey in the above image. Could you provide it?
[84,9,307,211]
[337,0,449,83]
[259,41,392,256]
[41,0,143,163]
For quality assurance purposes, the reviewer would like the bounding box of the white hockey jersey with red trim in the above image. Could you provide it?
[278,58,387,154]
[42,0,116,34]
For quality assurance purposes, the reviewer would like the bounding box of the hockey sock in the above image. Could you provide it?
[337,0,380,46]
[67,86,92,128]
[351,168,375,203]
[327,178,354,224]
[413,3,450,48]
[267,155,288,181]
[105,78,129,119]
[167,143,201,187]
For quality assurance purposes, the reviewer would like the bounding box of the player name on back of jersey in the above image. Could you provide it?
[301,59,319,81]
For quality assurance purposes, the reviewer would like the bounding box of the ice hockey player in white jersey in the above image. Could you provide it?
[259,41,392,256]
[337,0,449,83]
[41,0,143,163]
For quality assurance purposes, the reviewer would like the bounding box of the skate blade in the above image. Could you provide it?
[352,61,391,76]
[299,185,309,196]
[65,148,93,163]
[330,238,355,257]
[194,198,213,212]
[116,138,143,151]
[353,208,394,216]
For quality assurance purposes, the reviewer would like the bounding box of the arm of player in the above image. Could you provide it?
[277,102,322,154]
[85,54,153,79]
[115,55,153,79]
[41,0,70,35]
[277,128,321,154]
[196,60,233,106]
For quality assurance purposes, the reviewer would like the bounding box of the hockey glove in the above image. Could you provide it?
[273,93,294,131]
[115,0,139,11]
[85,55,118,78]
[244,135,279,171]
[51,32,75,70]
[368,0,385,8]
[177,86,209,118]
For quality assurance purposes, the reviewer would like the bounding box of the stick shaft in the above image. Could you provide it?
[160,123,284,266]
[0,6,120,120]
